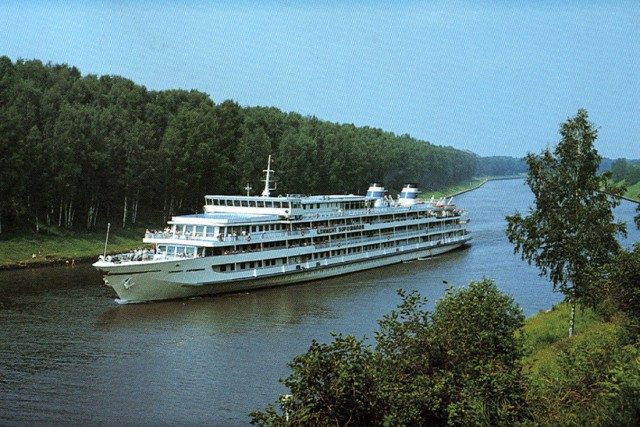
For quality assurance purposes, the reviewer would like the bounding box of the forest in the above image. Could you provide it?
[0,57,526,234]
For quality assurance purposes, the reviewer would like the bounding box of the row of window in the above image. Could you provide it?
[205,197,369,212]
[159,224,466,260]
[207,198,293,209]
[211,232,467,273]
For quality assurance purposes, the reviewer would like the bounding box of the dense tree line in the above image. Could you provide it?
[476,155,527,177]
[0,57,480,233]
[611,158,640,186]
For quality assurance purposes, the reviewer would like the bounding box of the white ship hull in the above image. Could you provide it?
[96,237,469,303]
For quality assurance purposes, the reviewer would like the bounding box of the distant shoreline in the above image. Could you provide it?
[447,176,524,197]
[621,195,640,203]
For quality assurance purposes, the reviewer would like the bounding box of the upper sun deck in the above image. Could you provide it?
[169,212,282,227]
[203,193,370,219]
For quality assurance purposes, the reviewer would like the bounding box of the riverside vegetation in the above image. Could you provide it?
[251,111,639,425]
[250,279,639,426]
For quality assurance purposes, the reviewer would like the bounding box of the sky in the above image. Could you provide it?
[2,0,639,158]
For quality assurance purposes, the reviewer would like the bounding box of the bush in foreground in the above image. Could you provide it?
[526,330,639,426]
[250,279,529,426]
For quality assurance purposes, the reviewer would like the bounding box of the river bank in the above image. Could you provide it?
[0,227,145,270]
[622,180,640,202]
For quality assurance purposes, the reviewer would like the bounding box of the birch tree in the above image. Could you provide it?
[506,109,626,336]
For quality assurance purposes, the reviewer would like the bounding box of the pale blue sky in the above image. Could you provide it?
[2,1,639,158]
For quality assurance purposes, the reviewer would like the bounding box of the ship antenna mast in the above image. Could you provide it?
[261,155,276,197]
[103,222,111,259]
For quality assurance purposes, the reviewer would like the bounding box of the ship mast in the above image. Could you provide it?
[261,155,276,197]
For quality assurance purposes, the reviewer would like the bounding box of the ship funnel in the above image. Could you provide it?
[366,183,387,208]
[398,183,421,207]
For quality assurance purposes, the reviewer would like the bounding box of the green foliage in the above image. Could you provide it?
[251,279,529,426]
[611,158,629,182]
[594,244,640,336]
[0,56,480,233]
[506,109,626,336]
[612,158,640,186]
[250,334,381,426]
[521,302,640,426]
[252,281,640,426]
[522,303,619,380]
[476,156,528,177]
[526,331,640,426]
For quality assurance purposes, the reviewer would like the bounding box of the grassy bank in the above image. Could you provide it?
[624,181,640,202]
[521,303,638,424]
[522,303,619,376]
[429,175,526,199]
[427,177,489,199]
[0,226,146,269]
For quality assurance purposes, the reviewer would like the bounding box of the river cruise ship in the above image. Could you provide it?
[93,159,471,303]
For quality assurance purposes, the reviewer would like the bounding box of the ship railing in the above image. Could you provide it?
[144,223,467,246]
[102,250,185,264]
[425,224,466,233]
[300,205,464,220]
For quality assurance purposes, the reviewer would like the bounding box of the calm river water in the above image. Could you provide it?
[1,179,638,426]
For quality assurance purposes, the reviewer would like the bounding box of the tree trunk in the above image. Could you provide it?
[131,190,139,224]
[163,196,167,224]
[122,194,128,228]
[92,200,99,229]
[569,295,576,337]
[65,200,74,228]
[87,202,98,229]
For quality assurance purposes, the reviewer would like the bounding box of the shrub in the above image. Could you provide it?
[251,279,529,426]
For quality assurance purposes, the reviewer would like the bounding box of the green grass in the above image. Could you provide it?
[624,180,640,201]
[522,302,622,378]
[0,226,146,267]
[424,177,489,199]
[424,175,527,199]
